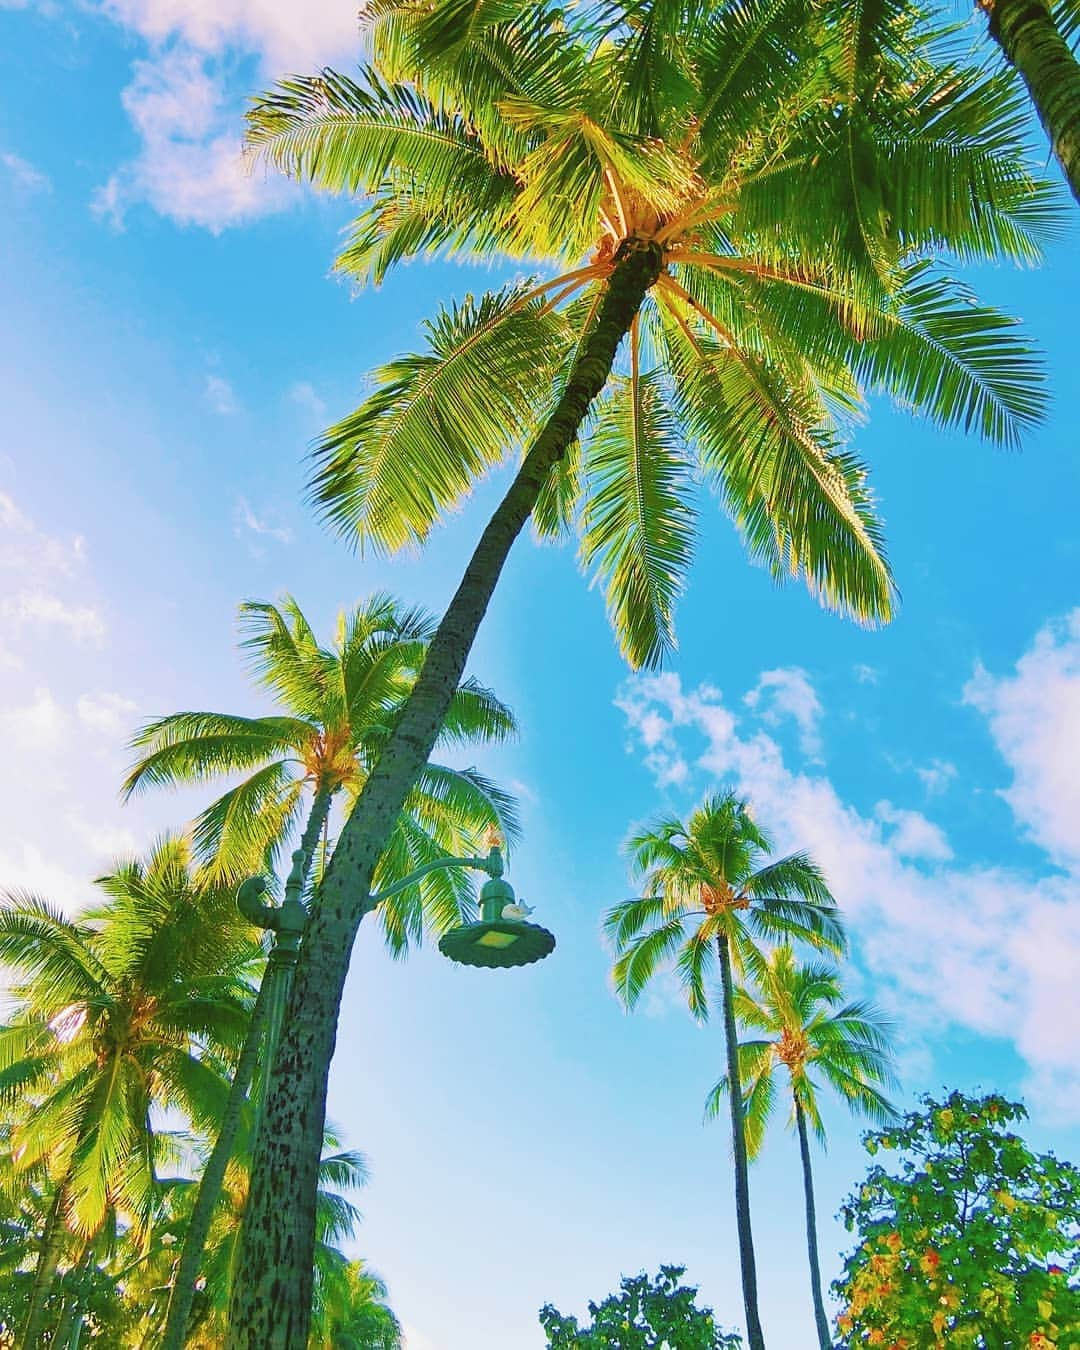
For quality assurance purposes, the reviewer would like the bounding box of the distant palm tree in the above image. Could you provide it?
[310,1259,403,1350]
[125,593,518,1350]
[706,946,897,1350]
[124,593,518,934]
[232,1,1055,1333]
[0,837,259,1349]
[606,792,844,1350]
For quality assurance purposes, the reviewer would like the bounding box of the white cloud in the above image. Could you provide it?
[617,665,1080,1119]
[916,758,957,796]
[289,380,327,422]
[402,1325,438,1350]
[0,844,95,917]
[92,1,360,231]
[0,687,69,751]
[66,814,141,861]
[234,496,292,547]
[93,48,290,232]
[0,492,104,645]
[964,609,1080,870]
[205,373,240,415]
[874,801,953,861]
[2,591,106,644]
[77,692,138,735]
[2,150,51,195]
[744,666,823,757]
[853,663,879,685]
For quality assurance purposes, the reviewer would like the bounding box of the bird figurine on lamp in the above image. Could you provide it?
[501,899,534,921]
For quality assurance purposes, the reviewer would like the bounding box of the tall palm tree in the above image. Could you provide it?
[605,792,844,1350]
[310,1260,403,1350]
[123,592,517,1348]
[230,3,1056,1337]
[705,946,896,1350]
[981,0,1080,202]
[0,837,260,1349]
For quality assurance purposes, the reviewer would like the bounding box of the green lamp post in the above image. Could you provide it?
[363,837,556,969]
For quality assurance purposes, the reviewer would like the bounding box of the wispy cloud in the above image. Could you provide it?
[964,609,1080,870]
[2,150,51,196]
[744,665,823,758]
[616,641,1080,1121]
[205,372,239,415]
[289,380,327,422]
[77,691,138,735]
[234,496,292,548]
[916,758,957,796]
[90,2,359,232]
[0,491,105,645]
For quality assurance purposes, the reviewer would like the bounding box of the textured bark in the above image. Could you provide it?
[985,0,1080,202]
[161,788,333,1350]
[225,242,663,1348]
[19,1180,69,1350]
[796,1099,833,1350]
[717,934,766,1350]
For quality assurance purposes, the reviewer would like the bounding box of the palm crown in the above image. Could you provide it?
[0,837,260,1242]
[123,594,518,953]
[247,0,1057,668]
[606,791,845,1018]
[705,944,897,1157]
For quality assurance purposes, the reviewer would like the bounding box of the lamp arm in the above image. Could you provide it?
[365,848,502,912]
[237,876,280,932]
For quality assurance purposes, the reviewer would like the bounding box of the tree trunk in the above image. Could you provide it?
[795,1098,833,1350]
[20,1179,70,1350]
[225,241,664,1348]
[716,934,766,1350]
[161,787,333,1350]
[984,0,1080,202]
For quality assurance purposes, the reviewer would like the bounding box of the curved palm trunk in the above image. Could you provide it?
[225,242,664,1348]
[20,1178,71,1350]
[161,787,333,1350]
[983,0,1080,202]
[716,934,766,1350]
[795,1099,833,1350]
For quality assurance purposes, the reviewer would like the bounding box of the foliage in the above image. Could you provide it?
[310,1260,403,1349]
[607,792,845,1018]
[540,1265,741,1349]
[834,1091,1080,1347]
[245,0,1059,670]
[705,945,896,1156]
[124,594,519,953]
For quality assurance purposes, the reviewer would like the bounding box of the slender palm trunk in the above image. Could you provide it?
[983,0,1080,202]
[716,934,766,1350]
[225,242,664,1348]
[161,787,332,1350]
[48,1244,92,1350]
[20,1179,70,1350]
[795,1099,832,1350]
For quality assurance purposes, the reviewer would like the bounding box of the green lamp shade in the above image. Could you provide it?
[438,919,556,969]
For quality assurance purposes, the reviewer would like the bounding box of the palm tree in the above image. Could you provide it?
[123,592,517,1349]
[705,946,896,1350]
[0,837,260,1349]
[231,3,1056,1337]
[980,0,1080,202]
[310,1261,402,1350]
[605,792,844,1350]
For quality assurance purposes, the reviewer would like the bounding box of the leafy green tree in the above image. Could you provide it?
[0,837,260,1348]
[540,1265,741,1349]
[981,0,1080,202]
[606,792,844,1348]
[124,593,516,1350]
[231,1,1056,1336]
[705,946,896,1350]
[834,1090,1080,1347]
[310,1260,403,1350]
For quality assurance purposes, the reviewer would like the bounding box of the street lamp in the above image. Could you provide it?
[365,840,556,970]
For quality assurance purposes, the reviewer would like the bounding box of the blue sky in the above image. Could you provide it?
[2,3,1079,1347]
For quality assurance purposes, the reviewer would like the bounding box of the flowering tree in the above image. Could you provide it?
[834,1091,1080,1347]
